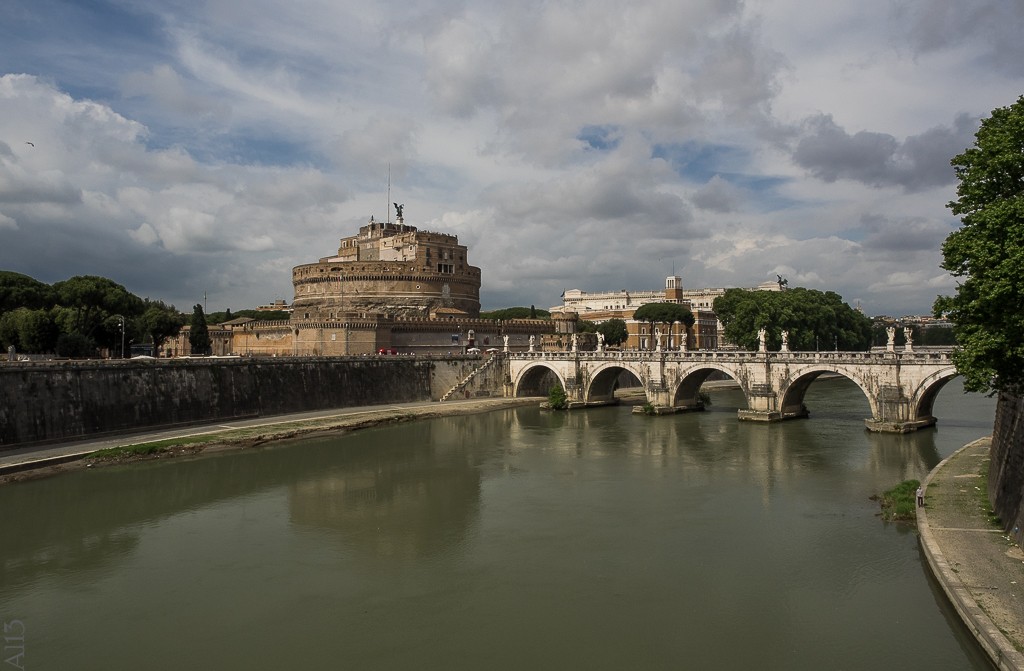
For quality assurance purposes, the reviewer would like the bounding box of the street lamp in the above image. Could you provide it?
[114,315,125,358]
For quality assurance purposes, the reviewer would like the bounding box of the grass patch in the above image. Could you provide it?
[877,479,920,522]
[89,435,213,460]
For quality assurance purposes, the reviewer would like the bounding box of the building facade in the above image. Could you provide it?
[552,277,782,350]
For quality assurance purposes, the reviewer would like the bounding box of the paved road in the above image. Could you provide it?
[919,438,1024,670]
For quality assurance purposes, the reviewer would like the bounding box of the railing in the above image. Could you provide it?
[507,348,954,364]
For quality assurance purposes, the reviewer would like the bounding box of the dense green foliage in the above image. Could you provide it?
[0,271,55,312]
[189,304,212,356]
[0,272,183,357]
[934,95,1024,393]
[713,287,872,351]
[479,306,551,320]
[142,302,186,353]
[547,384,567,410]
[576,319,598,333]
[596,318,628,346]
[632,302,694,349]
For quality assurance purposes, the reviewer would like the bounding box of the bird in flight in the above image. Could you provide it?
[24,141,34,147]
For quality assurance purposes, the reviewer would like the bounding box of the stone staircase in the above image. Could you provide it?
[440,354,501,402]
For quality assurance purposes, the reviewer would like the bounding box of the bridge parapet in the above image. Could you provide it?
[507,348,958,433]
[508,349,953,364]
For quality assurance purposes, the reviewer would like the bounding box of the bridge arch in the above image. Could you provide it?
[776,366,873,420]
[585,363,644,405]
[670,365,746,411]
[909,367,960,424]
[512,362,568,398]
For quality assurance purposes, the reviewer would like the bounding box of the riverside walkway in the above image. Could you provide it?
[0,397,537,476]
[919,438,1024,670]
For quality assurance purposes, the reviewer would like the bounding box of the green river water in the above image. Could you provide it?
[0,377,998,669]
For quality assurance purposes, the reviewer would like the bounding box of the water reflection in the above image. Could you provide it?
[287,428,483,561]
[0,378,998,670]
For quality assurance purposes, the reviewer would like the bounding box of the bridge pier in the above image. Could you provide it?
[864,416,937,433]
[735,383,809,423]
[863,384,937,433]
[637,386,705,415]
[508,349,957,432]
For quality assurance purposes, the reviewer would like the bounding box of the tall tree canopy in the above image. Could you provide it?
[0,271,189,357]
[141,301,184,355]
[934,95,1024,393]
[52,275,144,339]
[632,302,694,349]
[714,287,871,351]
[596,318,628,346]
[0,271,55,313]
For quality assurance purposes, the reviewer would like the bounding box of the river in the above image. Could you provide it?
[0,377,997,669]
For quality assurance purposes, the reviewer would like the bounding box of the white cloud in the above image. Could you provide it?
[1,0,1022,317]
[0,211,17,230]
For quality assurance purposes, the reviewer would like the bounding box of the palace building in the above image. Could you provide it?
[551,277,782,350]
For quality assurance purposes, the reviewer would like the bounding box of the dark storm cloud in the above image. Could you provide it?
[792,113,977,192]
[858,213,952,253]
[896,1,1024,76]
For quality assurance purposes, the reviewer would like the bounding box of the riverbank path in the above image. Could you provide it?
[919,438,1024,670]
[0,397,538,475]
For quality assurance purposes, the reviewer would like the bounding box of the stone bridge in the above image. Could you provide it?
[505,348,958,433]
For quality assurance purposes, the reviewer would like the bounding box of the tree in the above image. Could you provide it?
[934,95,1024,393]
[597,318,628,346]
[714,287,871,351]
[0,307,59,353]
[0,271,55,314]
[189,304,211,355]
[141,301,184,356]
[632,302,694,349]
[547,384,567,410]
[52,275,143,343]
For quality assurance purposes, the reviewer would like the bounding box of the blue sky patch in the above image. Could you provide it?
[577,125,621,151]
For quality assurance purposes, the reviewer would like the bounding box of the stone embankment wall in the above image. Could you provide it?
[0,357,493,448]
[988,392,1024,545]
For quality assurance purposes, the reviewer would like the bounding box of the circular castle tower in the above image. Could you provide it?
[291,216,481,321]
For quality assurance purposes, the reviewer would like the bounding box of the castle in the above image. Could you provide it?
[171,215,552,356]
[291,217,482,320]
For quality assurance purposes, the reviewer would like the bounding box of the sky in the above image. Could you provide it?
[1,0,1022,317]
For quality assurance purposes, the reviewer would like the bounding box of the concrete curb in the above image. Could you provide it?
[918,438,1024,671]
